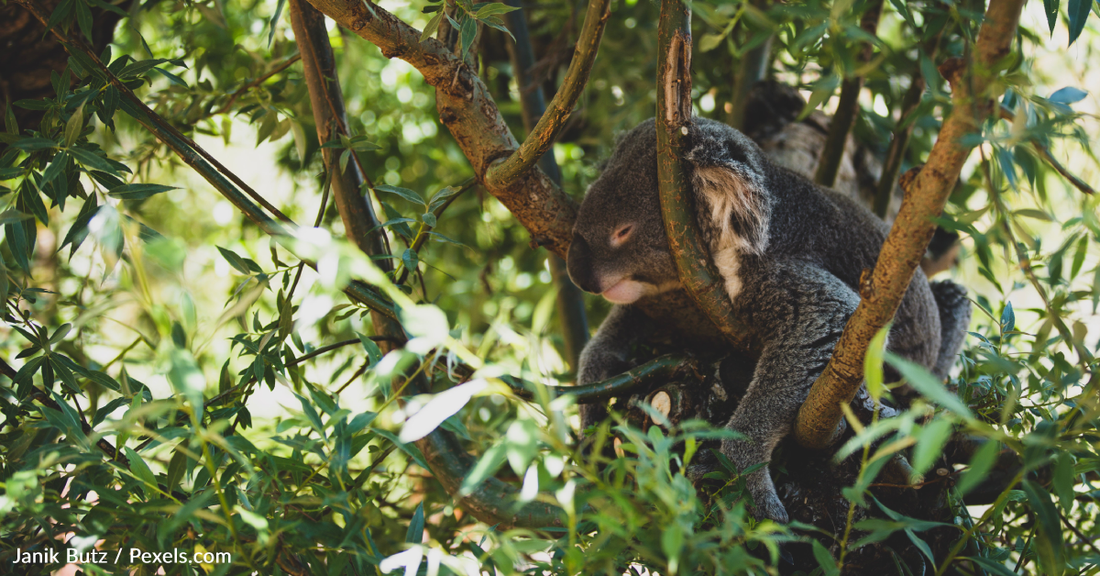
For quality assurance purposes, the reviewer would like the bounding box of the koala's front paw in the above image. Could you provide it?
[749,487,789,524]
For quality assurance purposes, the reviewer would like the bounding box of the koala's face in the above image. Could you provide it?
[567,120,679,304]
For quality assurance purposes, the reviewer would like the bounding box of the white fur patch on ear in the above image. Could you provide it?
[692,166,770,257]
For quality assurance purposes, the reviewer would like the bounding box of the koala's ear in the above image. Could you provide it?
[684,122,771,256]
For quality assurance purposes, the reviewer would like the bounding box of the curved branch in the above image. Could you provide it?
[504,0,590,367]
[304,0,578,258]
[656,0,754,352]
[482,0,611,190]
[795,0,1027,449]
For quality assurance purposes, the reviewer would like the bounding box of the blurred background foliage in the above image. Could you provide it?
[0,0,1098,574]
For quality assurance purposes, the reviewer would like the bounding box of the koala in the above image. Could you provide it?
[567,118,971,523]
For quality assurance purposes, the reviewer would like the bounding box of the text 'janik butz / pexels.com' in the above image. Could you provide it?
[10,547,232,567]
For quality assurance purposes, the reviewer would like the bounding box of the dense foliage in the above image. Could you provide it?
[0,0,1098,574]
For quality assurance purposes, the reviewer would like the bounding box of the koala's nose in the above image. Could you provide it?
[566,234,599,294]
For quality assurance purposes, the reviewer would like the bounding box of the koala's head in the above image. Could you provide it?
[567,118,772,305]
[567,119,676,304]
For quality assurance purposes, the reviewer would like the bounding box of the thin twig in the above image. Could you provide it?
[213,54,302,116]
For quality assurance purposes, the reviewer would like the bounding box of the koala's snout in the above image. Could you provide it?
[566,233,600,294]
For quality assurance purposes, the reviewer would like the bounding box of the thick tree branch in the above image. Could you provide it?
[289,2,567,530]
[483,0,610,190]
[304,0,582,258]
[288,0,405,329]
[813,0,883,188]
[795,0,1027,449]
[656,0,754,352]
[505,0,590,368]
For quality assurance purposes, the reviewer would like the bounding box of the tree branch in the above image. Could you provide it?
[813,0,883,188]
[288,0,406,355]
[874,69,925,217]
[656,0,754,352]
[795,0,1027,449]
[728,0,773,131]
[505,0,590,368]
[288,2,567,530]
[483,0,611,190]
[507,354,693,403]
[303,0,581,258]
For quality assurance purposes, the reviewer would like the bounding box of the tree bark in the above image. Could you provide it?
[795,0,1027,449]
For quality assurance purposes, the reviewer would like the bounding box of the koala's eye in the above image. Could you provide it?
[610,224,633,247]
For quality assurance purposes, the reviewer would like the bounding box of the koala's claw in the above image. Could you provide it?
[750,489,789,524]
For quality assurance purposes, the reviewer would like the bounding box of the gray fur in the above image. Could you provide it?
[567,118,972,523]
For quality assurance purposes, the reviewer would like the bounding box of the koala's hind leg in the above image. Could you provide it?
[719,263,860,523]
[930,280,972,379]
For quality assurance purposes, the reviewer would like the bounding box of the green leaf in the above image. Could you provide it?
[474,2,519,18]
[405,502,425,543]
[64,104,85,146]
[1052,452,1075,513]
[1043,0,1060,33]
[123,446,160,496]
[75,0,94,43]
[217,246,253,275]
[811,540,839,576]
[357,333,382,365]
[699,33,726,53]
[911,418,953,480]
[12,137,58,151]
[107,183,177,200]
[44,0,75,37]
[153,67,189,88]
[401,248,419,273]
[4,103,17,135]
[1000,301,1015,332]
[69,146,117,173]
[295,392,326,436]
[459,15,478,60]
[0,209,33,226]
[268,0,287,48]
[1067,0,1092,45]
[375,185,426,208]
[954,439,999,497]
[960,556,1021,576]
[420,10,445,42]
[864,324,890,402]
[798,73,840,121]
[1022,480,1065,573]
[884,353,973,419]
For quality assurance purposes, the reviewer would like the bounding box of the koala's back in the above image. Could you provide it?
[762,161,891,288]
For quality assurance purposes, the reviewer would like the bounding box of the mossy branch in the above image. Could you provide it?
[656,0,754,353]
[795,0,1027,449]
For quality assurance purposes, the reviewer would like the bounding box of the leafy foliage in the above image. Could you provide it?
[0,0,1098,575]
